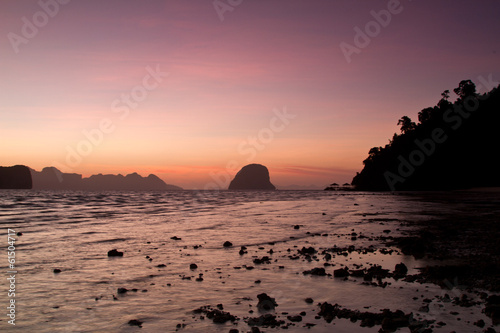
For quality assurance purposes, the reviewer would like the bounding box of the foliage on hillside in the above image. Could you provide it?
[352,80,500,191]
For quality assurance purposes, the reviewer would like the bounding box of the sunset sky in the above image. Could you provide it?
[1,0,499,189]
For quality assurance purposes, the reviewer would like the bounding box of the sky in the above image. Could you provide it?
[1,0,499,189]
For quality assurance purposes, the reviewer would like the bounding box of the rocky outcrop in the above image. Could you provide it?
[30,167,182,191]
[228,164,276,190]
[0,165,32,189]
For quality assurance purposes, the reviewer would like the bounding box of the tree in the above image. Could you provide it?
[453,80,476,99]
[418,107,434,124]
[368,147,381,158]
[389,133,399,145]
[397,116,416,134]
[441,89,450,101]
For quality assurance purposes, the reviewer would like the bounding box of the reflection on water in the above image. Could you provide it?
[0,190,492,332]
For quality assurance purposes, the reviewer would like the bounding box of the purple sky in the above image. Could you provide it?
[1,0,499,189]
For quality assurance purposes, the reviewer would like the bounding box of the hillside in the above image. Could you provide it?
[351,80,500,191]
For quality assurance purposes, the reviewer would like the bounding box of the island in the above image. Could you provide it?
[345,80,500,191]
[228,164,276,190]
[0,165,32,189]
[27,166,183,191]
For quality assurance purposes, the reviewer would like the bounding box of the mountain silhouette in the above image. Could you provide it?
[0,165,32,189]
[229,164,276,190]
[29,167,182,191]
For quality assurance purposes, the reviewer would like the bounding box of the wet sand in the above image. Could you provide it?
[2,190,498,332]
[173,190,500,332]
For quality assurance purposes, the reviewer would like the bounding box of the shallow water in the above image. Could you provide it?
[0,190,494,332]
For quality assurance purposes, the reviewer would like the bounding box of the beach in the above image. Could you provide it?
[0,190,498,332]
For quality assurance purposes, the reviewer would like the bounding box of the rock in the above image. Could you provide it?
[287,315,302,322]
[473,319,485,327]
[305,298,314,304]
[53,268,61,273]
[334,267,349,277]
[223,241,233,247]
[318,302,416,330]
[229,329,239,333]
[395,237,428,259]
[418,305,429,313]
[366,265,390,278]
[253,256,271,264]
[298,247,316,255]
[303,268,327,276]
[193,305,238,324]
[190,263,198,269]
[257,293,278,311]
[128,319,143,327]
[0,165,32,189]
[294,225,300,230]
[170,236,182,240]
[381,310,410,331]
[107,249,124,257]
[247,314,284,327]
[117,288,128,294]
[485,295,500,325]
[228,164,276,190]
[393,262,408,278]
[350,269,365,277]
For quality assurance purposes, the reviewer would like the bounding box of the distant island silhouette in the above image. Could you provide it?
[348,80,500,191]
[229,164,276,190]
[0,165,32,189]
[30,167,183,191]
[1,166,182,190]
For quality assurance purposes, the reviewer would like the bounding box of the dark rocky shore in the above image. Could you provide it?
[172,191,499,332]
[96,190,499,332]
[388,191,500,292]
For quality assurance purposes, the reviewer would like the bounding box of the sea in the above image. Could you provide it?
[0,190,494,332]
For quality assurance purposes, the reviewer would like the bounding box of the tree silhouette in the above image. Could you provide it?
[441,89,450,101]
[418,107,434,124]
[453,80,476,99]
[347,79,500,191]
[397,116,416,134]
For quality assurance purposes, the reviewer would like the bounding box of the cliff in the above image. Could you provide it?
[229,164,276,190]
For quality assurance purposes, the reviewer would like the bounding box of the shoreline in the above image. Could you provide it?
[2,190,498,332]
[177,191,499,332]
